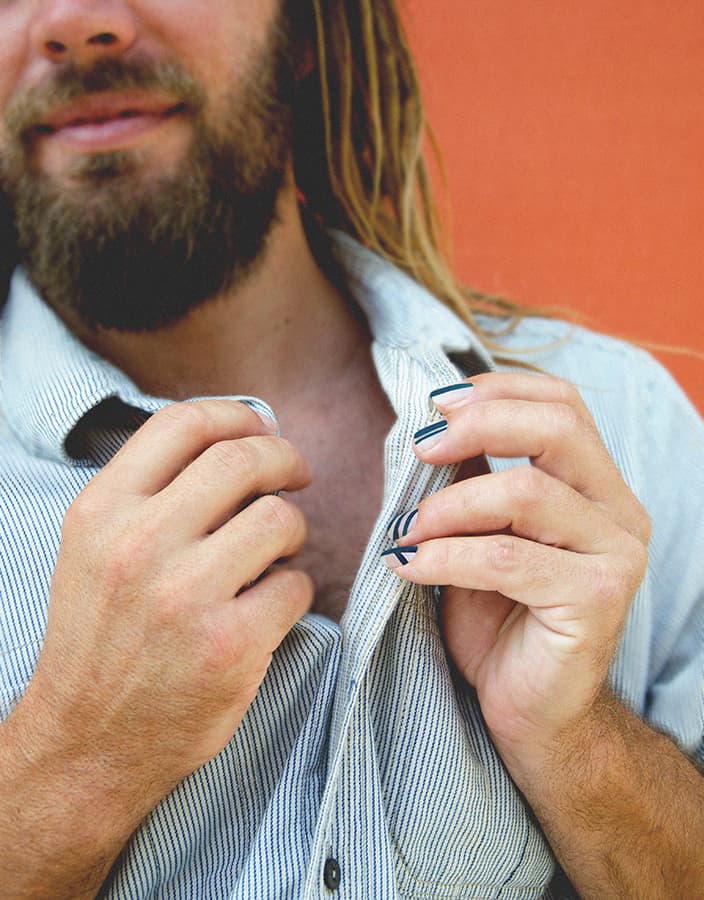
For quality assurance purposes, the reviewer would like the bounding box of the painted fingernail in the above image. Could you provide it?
[254,411,278,434]
[430,382,474,408]
[387,508,419,541]
[413,419,448,448]
[381,546,418,568]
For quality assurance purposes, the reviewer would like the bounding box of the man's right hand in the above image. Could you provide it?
[0,399,313,898]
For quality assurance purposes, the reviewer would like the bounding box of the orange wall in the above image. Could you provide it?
[403,0,704,414]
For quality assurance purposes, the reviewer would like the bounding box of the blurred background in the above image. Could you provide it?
[403,0,703,414]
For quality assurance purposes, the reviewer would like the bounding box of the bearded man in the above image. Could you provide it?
[0,2,702,898]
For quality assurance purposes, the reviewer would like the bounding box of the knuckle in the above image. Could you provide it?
[198,619,240,674]
[506,465,546,508]
[254,494,304,539]
[485,534,520,573]
[633,504,653,545]
[154,399,259,441]
[551,377,582,408]
[63,487,103,531]
[157,400,212,434]
[548,401,581,438]
[625,534,649,587]
[455,490,474,524]
[267,569,314,620]
[148,559,202,626]
[279,437,311,481]
[100,547,137,593]
[206,439,258,482]
[102,527,154,586]
[431,537,453,571]
[274,436,300,460]
[591,558,628,611]
[288,568,315,605]
[94,507,167,584]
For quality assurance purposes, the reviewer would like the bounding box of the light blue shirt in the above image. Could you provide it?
[1,234,702,898]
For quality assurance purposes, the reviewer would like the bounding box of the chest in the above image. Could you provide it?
[281,387,394,622]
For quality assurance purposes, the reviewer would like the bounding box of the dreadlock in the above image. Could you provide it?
[294,0,540,354]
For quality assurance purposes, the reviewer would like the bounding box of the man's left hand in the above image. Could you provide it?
[384,372,651,772]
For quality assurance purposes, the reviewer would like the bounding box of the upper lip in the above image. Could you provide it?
[35,92,185,133]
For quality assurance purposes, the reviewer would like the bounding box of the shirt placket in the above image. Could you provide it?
[300,341,470,898]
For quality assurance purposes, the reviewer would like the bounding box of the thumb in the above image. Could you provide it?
[439,587,515,685]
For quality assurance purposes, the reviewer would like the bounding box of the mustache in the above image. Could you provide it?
[3,57,206,141]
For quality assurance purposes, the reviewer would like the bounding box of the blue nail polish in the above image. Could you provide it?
[430,383,474,412]
[381,546,418,568]
[413,420,448,446]
[430,382,474,401]
[388,508,419,541]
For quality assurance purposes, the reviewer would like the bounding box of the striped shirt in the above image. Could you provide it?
[1,233,702,899]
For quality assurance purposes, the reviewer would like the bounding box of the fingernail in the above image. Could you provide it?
[381,546,418,568]
[430,382,474,408]
[255,411,278,434]
[387,508,419,541]
[413,419,448,448]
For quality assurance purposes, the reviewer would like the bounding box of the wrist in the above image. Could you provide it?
[3,679,162,851]
[490,689,704,899]
[491,687,619,797]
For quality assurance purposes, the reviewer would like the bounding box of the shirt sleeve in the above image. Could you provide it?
[483,316,703,761]
[629,354,704,763]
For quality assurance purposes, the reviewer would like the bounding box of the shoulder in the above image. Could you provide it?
[482,313,670,385]
[480,314,702,445]
[482,317,703,753]
[478,313,704,546]
[0,423,84,544]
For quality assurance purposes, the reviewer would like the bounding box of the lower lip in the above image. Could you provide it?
[47,111,178,153]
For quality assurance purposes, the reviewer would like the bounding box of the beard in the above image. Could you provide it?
[0,19,294,332]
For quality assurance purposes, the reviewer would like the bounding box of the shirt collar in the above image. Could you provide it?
[0,234,494,464]
[0,269,164,463]
[331,230,493,361]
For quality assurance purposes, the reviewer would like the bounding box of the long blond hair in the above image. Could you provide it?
[293,1,704,370]
[294,0,536,352]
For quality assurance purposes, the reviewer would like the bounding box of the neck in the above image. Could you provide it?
[74,188,366,407]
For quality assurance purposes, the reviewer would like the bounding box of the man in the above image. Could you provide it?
[0,1,702,897]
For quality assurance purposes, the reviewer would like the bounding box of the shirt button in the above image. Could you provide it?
[323,857,341,891]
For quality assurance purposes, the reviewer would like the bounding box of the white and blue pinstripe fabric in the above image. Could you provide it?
[1,233,702,898]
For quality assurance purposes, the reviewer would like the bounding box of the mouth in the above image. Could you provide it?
[30,92,188,153]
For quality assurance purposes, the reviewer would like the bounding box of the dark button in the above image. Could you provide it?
[323,857,341,891]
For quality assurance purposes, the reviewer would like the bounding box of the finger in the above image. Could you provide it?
[431,372,593,414]
[426,372,621,497]
[228,567,314,655]
[154,436,311,538]
[94,400,276,496]
[199,494,308,594]
[392,466,623,554]
[426,374,651,543]
[383,534,642,629]
[438,587,516,684]
[415,396,613,493]
[425,373,599,484]
[413,400,651,541]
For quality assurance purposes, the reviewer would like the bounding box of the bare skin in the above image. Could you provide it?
[0,1,702,898]
[0,230,393,897]
[74,184,396,622]
[0,401,316,898]
[0,2,393,894]
[390,372,704,896]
